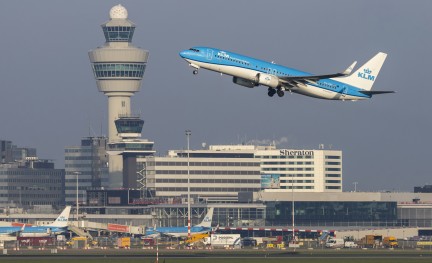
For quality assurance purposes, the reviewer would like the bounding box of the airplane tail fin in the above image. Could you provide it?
[46,206,71,228]
[336,52,387,91]
[196,207,214,228]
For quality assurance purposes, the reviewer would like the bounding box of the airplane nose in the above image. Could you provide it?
[179,50,187,58]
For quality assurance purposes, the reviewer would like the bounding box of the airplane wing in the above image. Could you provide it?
[358,90,395,95]
[278,61,357,84]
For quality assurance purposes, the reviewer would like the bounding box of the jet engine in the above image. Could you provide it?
[257,73,279,88]
[232,77,256,88]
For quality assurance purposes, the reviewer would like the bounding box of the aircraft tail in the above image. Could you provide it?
[336,52,387,91]
[196,207,214,228]
[46,206,71,228]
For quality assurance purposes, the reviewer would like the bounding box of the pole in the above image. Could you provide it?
[74,172,80,222]
[353,182,358,192]
[18,187,21,207]
[186,130,191,238]
[292,176,295,244]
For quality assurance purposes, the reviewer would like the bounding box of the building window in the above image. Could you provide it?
[326,186,341,189]
[325,156,341,159]
[326,180,341,184]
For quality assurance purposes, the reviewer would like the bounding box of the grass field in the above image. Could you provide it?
[0,258,431,263]
[1,248,432,263]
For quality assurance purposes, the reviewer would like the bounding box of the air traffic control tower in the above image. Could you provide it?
[89,5,154,188]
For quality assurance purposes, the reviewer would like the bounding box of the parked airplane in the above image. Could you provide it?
[0,206,71,237]
[179,47,394,100]
[144,207,214,238]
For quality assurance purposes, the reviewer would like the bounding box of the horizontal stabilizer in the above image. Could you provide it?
[359,90,395,95]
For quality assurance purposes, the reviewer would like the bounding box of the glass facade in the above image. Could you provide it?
[0,167,65,207]
[267,201,397,225]
[92,63,146,79]
[108,143,153,151]
[115,118,144,134]
[214,207,265,227]
[398,206,432,227]
[64,137,109,205]
[103,26,135,42]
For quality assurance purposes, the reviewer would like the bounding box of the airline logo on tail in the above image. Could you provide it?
[47,206,71,228]
[358,68,375,81]
[196,207,214,228]
[56,216,68,222]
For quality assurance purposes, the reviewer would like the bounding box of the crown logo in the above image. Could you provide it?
[364,68,372,74]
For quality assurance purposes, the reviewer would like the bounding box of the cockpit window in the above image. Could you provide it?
[189,48,200,52]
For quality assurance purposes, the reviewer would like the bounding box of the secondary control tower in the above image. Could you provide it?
[89,5,149,187]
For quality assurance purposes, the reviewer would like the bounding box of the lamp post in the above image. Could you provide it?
[353,182,358,192]
[185,130,191,238]
[18,186,22,207]
[292,176,295,245]
[74,172,81,222]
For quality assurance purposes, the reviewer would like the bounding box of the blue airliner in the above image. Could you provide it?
[144,207,214,238]
[179,47,394,100]
[0,206,71,237]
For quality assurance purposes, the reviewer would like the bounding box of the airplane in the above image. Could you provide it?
[179,47,394,100]
[144,207,214,238]
[0,206,71,237]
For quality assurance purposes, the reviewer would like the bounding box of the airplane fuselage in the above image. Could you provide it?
[145,226,211,238]
[0,226,66,237]
[180,47,377,101]
[0,206,70,237]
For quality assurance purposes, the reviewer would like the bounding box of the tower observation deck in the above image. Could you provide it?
[89,5,150,188]
[108,115,155,189]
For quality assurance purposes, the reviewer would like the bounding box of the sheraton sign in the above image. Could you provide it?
[280,150,314,157]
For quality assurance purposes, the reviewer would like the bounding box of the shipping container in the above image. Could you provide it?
[17,237,56,247]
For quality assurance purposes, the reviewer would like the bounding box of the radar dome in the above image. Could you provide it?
[110,4,128,19]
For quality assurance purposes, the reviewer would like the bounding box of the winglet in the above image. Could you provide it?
[342,61,357,75]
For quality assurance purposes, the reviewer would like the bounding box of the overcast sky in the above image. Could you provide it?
[1,0,430,192]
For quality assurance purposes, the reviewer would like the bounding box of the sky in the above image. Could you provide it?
[0,0,431,192]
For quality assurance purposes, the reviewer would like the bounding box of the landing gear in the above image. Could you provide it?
[268,87,284,97]
[193,70,198,75]
[277,90,285,97]
[268,88,276,97]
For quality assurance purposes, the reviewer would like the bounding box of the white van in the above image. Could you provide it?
[344,241,358,248]
[325,238,345,248]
